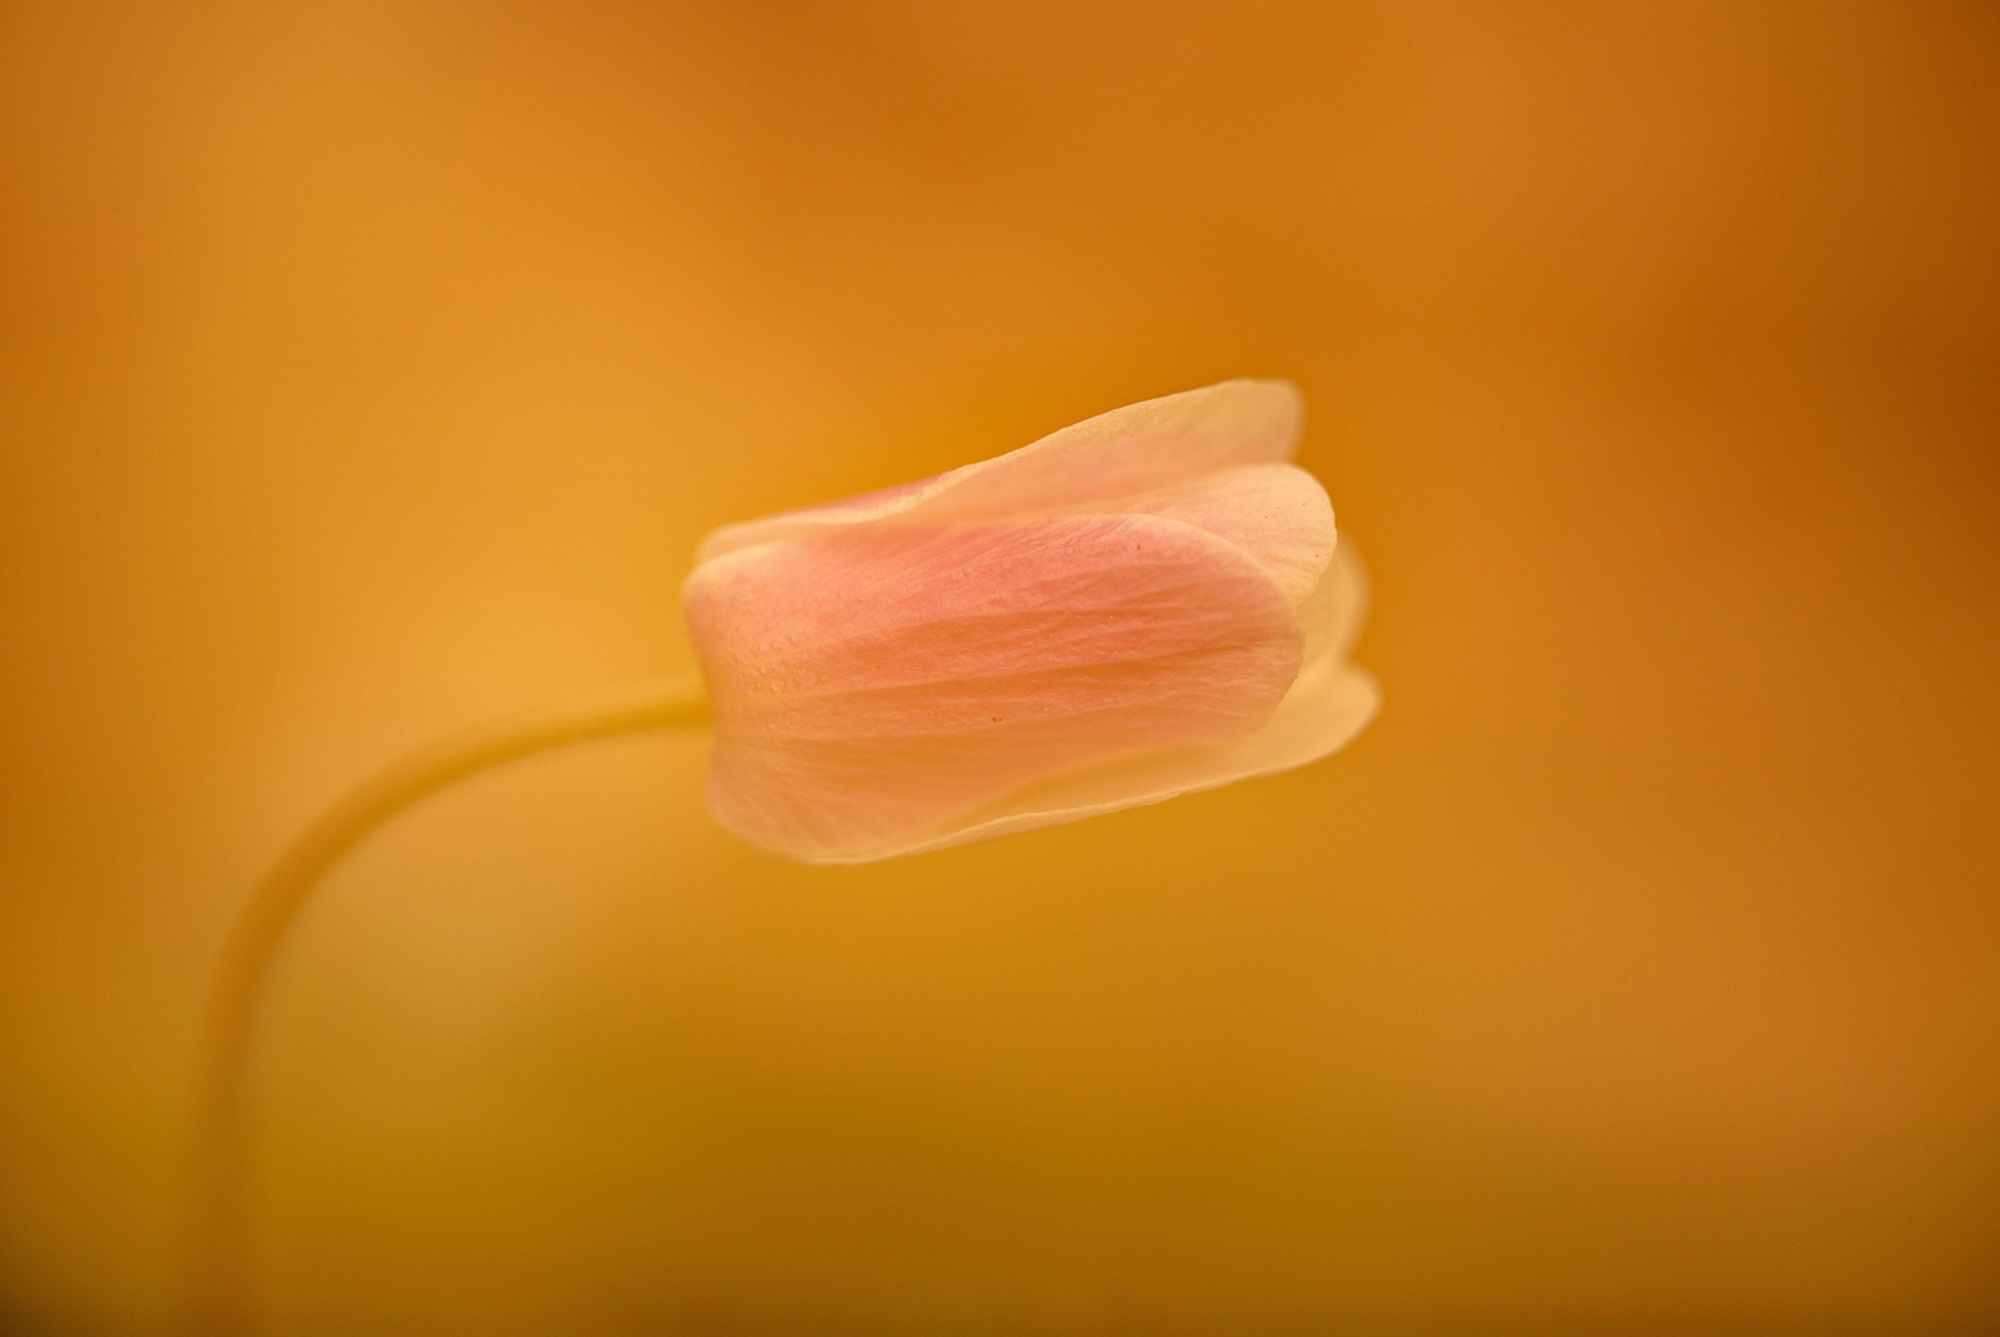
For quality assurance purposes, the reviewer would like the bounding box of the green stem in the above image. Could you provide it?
[190,678,711,1332]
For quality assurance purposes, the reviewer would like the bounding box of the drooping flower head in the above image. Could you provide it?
[684,380,1379,862]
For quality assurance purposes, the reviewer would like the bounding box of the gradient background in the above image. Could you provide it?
[4,3,1995,1333]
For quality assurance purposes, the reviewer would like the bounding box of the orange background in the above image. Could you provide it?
[3,3,1995,1332]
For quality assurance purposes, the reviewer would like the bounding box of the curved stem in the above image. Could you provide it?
[190,678,710,1333]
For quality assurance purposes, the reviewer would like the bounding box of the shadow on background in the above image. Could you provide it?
[3,2,1995,1333]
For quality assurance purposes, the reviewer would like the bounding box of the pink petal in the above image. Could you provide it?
[695,379,1303,564]
[683,514,1303,862]
[866,541,1379,862]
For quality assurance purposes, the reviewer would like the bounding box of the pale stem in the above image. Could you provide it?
[189,678,711,1333]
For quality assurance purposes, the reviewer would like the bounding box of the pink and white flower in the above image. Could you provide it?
[684,380,1379,863]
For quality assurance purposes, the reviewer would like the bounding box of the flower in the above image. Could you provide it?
[682,379,1380,863]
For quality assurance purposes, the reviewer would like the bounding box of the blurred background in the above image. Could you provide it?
[3,2,1995,1332]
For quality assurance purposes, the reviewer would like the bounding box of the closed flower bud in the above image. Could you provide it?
[684,380,1379,862]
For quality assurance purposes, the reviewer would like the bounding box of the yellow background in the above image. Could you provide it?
[4,3,1994,1331]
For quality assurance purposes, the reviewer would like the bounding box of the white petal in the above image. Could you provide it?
[1302,538,1369,665]
[1114,463,1335,610]
[695,379,1303,563]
